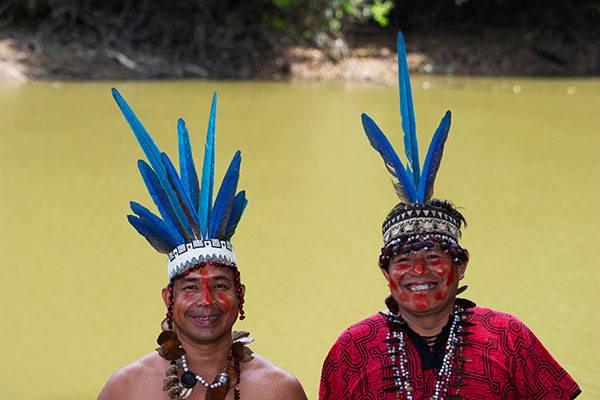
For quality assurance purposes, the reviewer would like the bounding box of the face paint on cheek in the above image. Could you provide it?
[216,292,233,313]
[434,287,448,301]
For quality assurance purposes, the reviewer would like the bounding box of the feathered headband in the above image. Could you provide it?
[360,32,460,247]
[112,89,248,279]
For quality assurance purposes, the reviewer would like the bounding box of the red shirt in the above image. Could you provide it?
[320,307,580,399]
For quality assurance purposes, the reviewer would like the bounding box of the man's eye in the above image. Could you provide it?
[214,283,229,290]
[183,285,198,290]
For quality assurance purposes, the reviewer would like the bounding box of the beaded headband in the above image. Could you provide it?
[360,32,461,254]
[112,89,248,280]
[382,203,461,248]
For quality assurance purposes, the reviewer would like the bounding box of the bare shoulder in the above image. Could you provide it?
[98,352,167,400]
[242,353,307,400]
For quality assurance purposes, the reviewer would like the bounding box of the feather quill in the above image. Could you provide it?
[361,113,417,202]
[209,151,241,238]
[137,160,188,243]
[397,32,420,187]
[129,201,180,250]
[199,93,218,238]
[224,191,248,240]
[160,152,201,238]
[127,215,174,254]
[112,88,192,239]
[418,111,451,202]
[178,118,200,212]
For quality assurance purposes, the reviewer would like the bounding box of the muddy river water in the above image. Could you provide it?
[1,78,598,398]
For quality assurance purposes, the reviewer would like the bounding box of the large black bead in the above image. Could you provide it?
[180,371,197,388]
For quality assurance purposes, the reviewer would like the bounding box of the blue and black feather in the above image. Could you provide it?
[360,32,452,204]
[113,88,248,254]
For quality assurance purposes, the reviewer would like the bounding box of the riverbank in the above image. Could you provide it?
[1,25,598,84]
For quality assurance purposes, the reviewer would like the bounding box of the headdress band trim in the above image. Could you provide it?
[383,216,460,247]
[167,240,237,279]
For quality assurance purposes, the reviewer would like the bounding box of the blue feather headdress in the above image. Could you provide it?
[360,32,462,254]
[112,89,248,279]
[361,32,451,205]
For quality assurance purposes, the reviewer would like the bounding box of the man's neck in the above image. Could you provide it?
[399,303,455,337]
[177,331,233,379]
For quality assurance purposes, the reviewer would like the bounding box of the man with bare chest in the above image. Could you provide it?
[99,90,307,400]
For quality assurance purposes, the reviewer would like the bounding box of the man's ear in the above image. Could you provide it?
[161,286,170,307]
[240,283,246,299]
[458,249,469,280]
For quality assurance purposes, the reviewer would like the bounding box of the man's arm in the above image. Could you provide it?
[509,318,581,399]
[98,353,163,400]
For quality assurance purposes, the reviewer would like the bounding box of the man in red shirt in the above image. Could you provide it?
[319,33,580,400]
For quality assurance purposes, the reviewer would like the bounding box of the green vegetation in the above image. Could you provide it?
[1,1,597,78]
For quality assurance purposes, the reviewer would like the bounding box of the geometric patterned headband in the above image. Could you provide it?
[382,203,461,248]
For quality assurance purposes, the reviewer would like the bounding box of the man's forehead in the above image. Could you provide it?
[390,245,450,261]
[177,265,235,281]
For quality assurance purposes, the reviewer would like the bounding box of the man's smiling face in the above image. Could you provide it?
[382,244,467,319]
[165,263,243,344]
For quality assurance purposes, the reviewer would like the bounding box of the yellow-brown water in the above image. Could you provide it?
[1,78,598,399]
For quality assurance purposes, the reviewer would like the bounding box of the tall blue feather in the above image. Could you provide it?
[127,215,174,254]
[397,32,421,187]
[417,111,452,203]
[199,93,217,238]
[209,151,241,237]
[160,152,201,238]
[225,191,248,240]
[112,88,164,177]
[178,118,200,212]
[112,88,193,239]
[361,113,417,202]
[129,201,180,250]
[137,160,187,243]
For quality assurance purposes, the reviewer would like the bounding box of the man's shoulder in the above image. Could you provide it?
[98,352,166,400]
[344,313,387,337]
[326,313,387,354]
[469,305,539,342]
[243,353,307,400]
[471,306,527,328]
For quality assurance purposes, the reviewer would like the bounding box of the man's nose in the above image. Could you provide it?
[410,258,427,275]
[198,286,214,306]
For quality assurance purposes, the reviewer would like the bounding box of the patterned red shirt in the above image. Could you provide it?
[320,307,580,400]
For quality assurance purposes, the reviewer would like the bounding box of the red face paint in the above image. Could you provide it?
[385,245,461,319]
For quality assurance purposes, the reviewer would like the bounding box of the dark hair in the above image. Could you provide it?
[427,199,467,229]
[384,199,467,231]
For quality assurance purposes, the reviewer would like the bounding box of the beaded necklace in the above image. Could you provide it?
[181,353,230,389]
[158,329,253,400]
[177,353,241,400]
[385,304,464,400]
